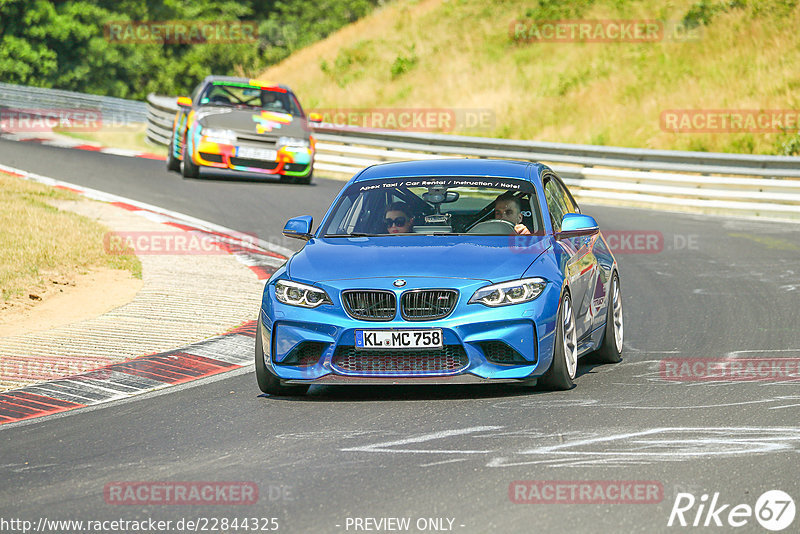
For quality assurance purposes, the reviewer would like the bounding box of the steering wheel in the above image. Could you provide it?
[466,219,517,235]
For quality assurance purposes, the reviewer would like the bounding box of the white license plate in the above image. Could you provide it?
[236,146,277,160]
[355,329,443,349]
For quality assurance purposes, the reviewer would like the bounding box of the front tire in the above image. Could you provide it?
[279,169,313,185]
[590,272,623,364]
[181,145,200,178]
[538,291,577,391]
[295,169,313,185]
[255,318,308,396]
[166,140,180,172]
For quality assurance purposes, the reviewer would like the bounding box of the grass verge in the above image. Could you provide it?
[0,171,142,302]
[53,122,159,155]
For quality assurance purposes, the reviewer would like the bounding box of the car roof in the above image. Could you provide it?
[199,75,291,92]
[352,159,546,183]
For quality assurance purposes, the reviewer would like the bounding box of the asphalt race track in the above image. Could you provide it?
[1,138,799,533]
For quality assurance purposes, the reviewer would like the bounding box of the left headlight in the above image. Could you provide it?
[201,128,237,144]
[274,280,331,308]
[468,278,547,307]
[277,136,310,149]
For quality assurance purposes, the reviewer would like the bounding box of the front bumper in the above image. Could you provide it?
[259,279,561,384]
[193,140,313,177]
[283,375,531,385]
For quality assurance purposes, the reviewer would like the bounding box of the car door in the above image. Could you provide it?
[543,174,598,340]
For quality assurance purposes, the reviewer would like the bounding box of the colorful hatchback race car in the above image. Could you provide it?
[167,75,319,183]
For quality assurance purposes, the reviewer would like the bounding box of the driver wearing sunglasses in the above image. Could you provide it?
[384,202,415,234]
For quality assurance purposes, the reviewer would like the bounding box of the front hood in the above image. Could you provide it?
[287,235,552,283]
[196,107,309,137]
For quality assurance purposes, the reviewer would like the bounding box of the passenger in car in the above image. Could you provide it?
[384,202,415,234]
[494,192,531,235]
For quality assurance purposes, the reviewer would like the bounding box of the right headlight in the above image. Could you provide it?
[201,128,237,144]
[468,278,547,307]
[277,136,310,149]
[274,280,331,308]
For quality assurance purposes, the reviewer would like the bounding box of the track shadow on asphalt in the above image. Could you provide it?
[184,169,320,185]
[259,362,606,402]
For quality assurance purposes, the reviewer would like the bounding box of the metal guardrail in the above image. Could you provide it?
[145,94,800,176]
[146,95,176,146]
[0,83,147,126]
[145,93,800,219]
[3,84,795,218]
[312,126,800,179]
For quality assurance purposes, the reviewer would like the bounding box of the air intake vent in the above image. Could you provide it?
[342,290,396,321]
[276,342,327,366]
[332,346,468,375]
[401,290,457,321]
[479,341,533,365]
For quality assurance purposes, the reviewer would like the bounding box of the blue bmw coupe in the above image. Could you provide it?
[256,159,623,394]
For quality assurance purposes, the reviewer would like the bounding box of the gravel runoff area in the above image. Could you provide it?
[0,194,272,392]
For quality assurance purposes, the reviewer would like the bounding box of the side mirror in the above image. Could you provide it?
[308,112,323,123]
[283,215,313,241]
[558,213,599,238]
[176,96,192,108]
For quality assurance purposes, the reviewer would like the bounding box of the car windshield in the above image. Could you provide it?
[198,83,304,116]
[321,176,544,237]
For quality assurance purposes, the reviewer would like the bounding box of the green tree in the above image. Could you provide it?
[0,0,382,99]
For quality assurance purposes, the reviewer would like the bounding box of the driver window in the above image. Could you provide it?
[331,196,358,234]
[289,95,305,117]
[261,92,287,112]
[554,179,579,214]
[191,84,201,104]
[514,194,538,234]
[544,178,569,233]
